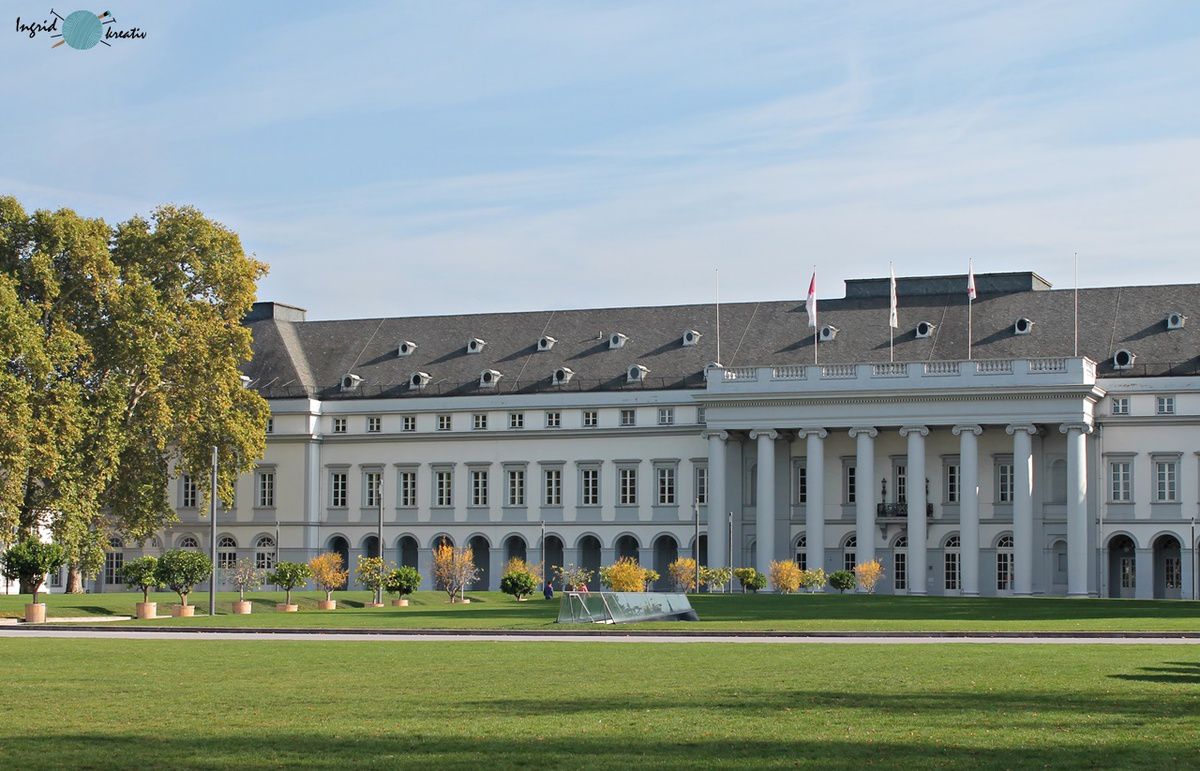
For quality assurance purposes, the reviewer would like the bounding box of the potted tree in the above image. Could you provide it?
[122,555,161,619]
[432,542,479,603]
[383,565,421,606]
[227,557,265,614]
[355,556,392,608]
[267,561,312,612]
[309,552,348,610]
[1,537,67,623]
[500,568,536,602]
[155,549,213,617]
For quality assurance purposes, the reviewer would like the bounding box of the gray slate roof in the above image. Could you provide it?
[243,272,1200,399]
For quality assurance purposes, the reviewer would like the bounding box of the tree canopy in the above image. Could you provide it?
[0,196,269,588]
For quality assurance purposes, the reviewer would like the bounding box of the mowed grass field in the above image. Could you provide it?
[2,589,1199,631]
[0,638,1198,768]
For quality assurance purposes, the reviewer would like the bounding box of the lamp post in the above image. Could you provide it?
[540,520,546,591]
[208,445,218,618]
[376,474,384,605]
[727,510,734,593]
[693,499,701,592]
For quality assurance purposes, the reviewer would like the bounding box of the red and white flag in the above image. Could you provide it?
[806,272,817,328]
[967,259,977,301]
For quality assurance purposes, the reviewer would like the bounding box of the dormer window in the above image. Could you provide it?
[682,330,702,347]
[467,338,486,354]
[537,335,557,351]
[1014,318,1033,335]
[1167,312,1186,330]
[1113,349,1135,370]
[409,372,431,390]
[552,367,574,386]
[609,332,628,349]
[915,321,935,339]
[627,364,650,383]
[479,369,502,388]
[819,325,839,342]
[340,373,362,392]
[397,341,418,357]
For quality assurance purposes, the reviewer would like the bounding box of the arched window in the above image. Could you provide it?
[104,538,125,586]
[843,536,857,572]
[178,536,199,550]
[996,535,1014,591]
[217,536,237,569]
[795,535,807,571]
[255,536,276,570]
[944,536,961,591]
[893,536,908,591]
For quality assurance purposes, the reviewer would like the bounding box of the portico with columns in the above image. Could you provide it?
[697,357,1103,596]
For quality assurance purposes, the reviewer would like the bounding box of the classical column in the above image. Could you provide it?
[849,428,878,570]
[704,431,729,576]
[799,429,827,575]
[900,426,929,596]
[953,425,982,596]
[750,429,778,577]
[1007,424,1037,596]
[1061,422,1092,596]
[1134,547,1154,600]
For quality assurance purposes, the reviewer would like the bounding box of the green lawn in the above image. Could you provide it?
[0,638,1197,768]
[2,590,1198,631]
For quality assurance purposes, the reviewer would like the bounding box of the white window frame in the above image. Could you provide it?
[619,466,638,506]
[398,470,417,508]
[364,470,382,508]
[472,413,488,431]
[255,536,276,570]
[944,537,961,591]
[1154,458,1178,502]
[583,410,598,428]
[995,461,1014,504]
[256,470,275,508]
[944,461,960,504]
[1110,397,1129,416]
[996,535,1014,591]
[657,407,675,426]
[470,469,489,507]
[436,414,452,431]
[581,466,600,506]
[367,416,381,433]
[656,465,676,506]
[434,469,454,507]
[506,469,525,507]
[332,417,347,434]
[844,463,856,504]
[1156,395,1176,415]
[1109,460,1132,502]
[181,475,197,508]
[401,415,416,432]
[509,412,524,430]
[694,465,708,505]
[217,536,237,569]
[544,468,563,507]
[330,471,348,508]
[545,411,561,429]
[620,408,636,427]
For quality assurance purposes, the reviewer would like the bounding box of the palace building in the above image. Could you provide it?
[92,271,1200,599]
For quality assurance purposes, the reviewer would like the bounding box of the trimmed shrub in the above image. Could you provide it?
[122,556,161,603]
[155,549,213,607]
[355,556,392,600]
[734,567,766,593]
[668,558,698,592]
[309,552,349,601]
[267,561,313,605]
[599,557,649,592]
[553,564,594,591]
[854,559,885,594]
[500,570,537,600]
[383,566,421,599]
[829,569,857,593]
[769,560,802,594]
[1,538,67,604]
[700,566,733,593]
[799,568,827,593]
[226,558,265,601]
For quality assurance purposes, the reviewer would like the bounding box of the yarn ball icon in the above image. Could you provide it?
[62,10,105,50]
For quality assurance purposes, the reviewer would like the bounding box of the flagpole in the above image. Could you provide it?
[967,258,974,361]
[714,268,721,366]
[1073,251,1079,358]
[889,262,895,363]
[811,265,818,366]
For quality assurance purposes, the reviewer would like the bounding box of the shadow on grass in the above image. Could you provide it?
[1109,661,1200,685]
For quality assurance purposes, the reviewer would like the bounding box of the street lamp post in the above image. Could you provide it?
[540,520,546,591]
[376,475,384,605]
[208,445,218,618]
[727,510,733,593]
[693,499,701,592]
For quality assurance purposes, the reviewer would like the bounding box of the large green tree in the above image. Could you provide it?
[0,197,269,591]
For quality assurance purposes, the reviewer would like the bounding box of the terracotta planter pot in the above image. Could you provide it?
[172,604,195,617]
[451,597,471,604]
[232,600,252,615]
[366,602,384,608]
[517,597,528,602]
[24,603,46,624]
[391,598,410,607]
[276,603,298,613]
[317,599,337,610]
[135,602,157,620]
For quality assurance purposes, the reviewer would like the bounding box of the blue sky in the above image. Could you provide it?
[3,1,1199,319]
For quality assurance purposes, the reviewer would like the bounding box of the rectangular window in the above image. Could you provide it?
[1165,557,1182,589]
[895,464,907,503]
[583,410,598,428]
[545,411,561,428]
[695,466,708,505]
[367,416,381,433]
[472,413,488,430]
[843,548,856,572]
[657,407,674,426]
[332,417,347,434]
[544,469,562,506]
[509,412,524,429]
[620,409,636,427]
[266,417,274,434]
[1121,558,1135,589]
[436,414,451,431]
[656,466,676,505]
[435,470,453,507]
[796,549,807,572]
[581,468,600,506]
[1156,396,1176,415]
[104,551,124,586]
[330,472,348,508]
[795,465,807,504]
[1109,461,1132,502]
[181,475,197,508]
[398,471,417,507]
[845,464,856,504]
[402,415,416,432]
[996,463,1014,503]
[1154,460,1178,502]
[47,568,62,587]
[944,551,960,591]
[365,471,381,508]
[894,551,907,590]
[945,464,960,503]
[996,552,1013,591]
[697,406,706,425]
[218,547,237,570]
[507,470,525,506]
[257,471,275,508]
[1111,397,1130,415]
[620,467,638,506]
[471,470,488,506]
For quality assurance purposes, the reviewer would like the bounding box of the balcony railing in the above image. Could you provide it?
[876,502,933,518]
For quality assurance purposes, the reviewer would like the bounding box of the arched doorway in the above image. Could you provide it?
[1107,535,1136,598]
[505,535,527,565]
[892,535,907,594]
[942,535,961,594]
[363,535,380,559]
[696,534,708,567]
[468,535,490,591]
[327,536,350,589]
[615,534,639,562]
[653,535,679,591]
[397,536,419,569]
[1153,534,1182,599]
[579,535,602,590]
[543,535,564,589]
[995,535,1014,594]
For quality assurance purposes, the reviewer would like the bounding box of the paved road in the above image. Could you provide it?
[3,628,1199,644]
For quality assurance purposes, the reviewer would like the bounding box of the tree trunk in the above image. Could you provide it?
[19,576,34,594]
[66,564,85,594]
